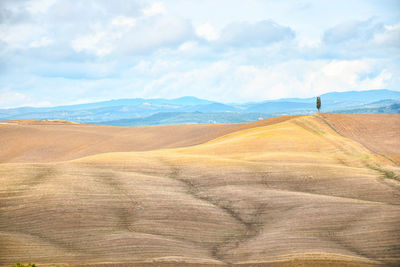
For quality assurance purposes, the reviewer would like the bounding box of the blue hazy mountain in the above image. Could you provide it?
[10,96,215,111]
[265,89,400,104]
[97,112,269,126]
[245,102,314,113]
[181,103,241,113]
[0,89,399,126]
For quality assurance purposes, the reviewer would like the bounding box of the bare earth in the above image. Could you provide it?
[0,116,297,163]
[320,113,400,164]
[0,114,399,266]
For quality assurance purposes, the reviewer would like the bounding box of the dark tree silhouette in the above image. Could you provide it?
[316,96,321,112]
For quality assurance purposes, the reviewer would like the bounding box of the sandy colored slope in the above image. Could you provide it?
[1,115,400,266]
[0,116,297,163]
[0,119,79,125]
[320,113,400,164]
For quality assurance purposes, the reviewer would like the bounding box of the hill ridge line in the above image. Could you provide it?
[317,114,400,168]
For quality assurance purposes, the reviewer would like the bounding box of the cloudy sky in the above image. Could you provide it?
[0,0,399,107]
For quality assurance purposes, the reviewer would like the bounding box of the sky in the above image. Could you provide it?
[0,0,399,108]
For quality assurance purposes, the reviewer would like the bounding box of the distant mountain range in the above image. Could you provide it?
[0,89,399,126]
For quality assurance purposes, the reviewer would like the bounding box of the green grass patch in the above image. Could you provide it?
[12,263,37,267]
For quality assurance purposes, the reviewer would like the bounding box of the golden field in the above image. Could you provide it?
[0,114,399,266]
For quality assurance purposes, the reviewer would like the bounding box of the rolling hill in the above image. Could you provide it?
[0,116,297,163]
[0,114,399,266]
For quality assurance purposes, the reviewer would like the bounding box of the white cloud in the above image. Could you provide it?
[0,0,399,108]
[122,15,194,52]
[0,88,27,108]
[132,59,183,75]
[217,20,295,47]
[137,59,392,102]
[142,2,166,17]
[0,24,46,48]
[321,60,370,81]
[360,69,392,89]
[322,18,400,53]
[111,16,136,27]
[26,0,56,14]
[323,18,384,44]
[313,18,400,59]
[196,23,219,41]
[71,15,139,56]
[304,60,386,94]
[297,37,320,49]
[1,57,396,108]
[29,36,53,48]
[178,41,197,51]
[70,14,193,56]
[71,31,114,56]
[374,23,400,47]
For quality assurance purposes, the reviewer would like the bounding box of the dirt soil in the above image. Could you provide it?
[0,116,297,163]
[0,114,399,266]
[320,113,400,164]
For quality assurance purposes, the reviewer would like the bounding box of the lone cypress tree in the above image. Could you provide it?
[316,96,321,112]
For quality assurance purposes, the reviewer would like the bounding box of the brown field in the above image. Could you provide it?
[0,114,399,266]
[0,116,297,163]
[319,113,400,164]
